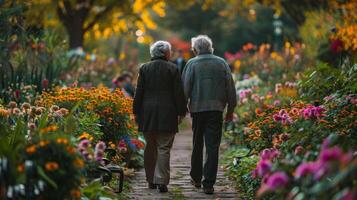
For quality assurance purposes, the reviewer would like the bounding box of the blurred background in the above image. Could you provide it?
[1,0,355,93]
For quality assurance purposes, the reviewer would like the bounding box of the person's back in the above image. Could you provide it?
[138,59,184,132]
[183,54,233,113]
[181,35,236,194]
[133,41,186,193]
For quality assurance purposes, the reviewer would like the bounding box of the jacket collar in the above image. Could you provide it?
[151,56,168,61]
[197,51,213,55]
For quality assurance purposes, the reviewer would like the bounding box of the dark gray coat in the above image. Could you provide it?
[133,57,187,133]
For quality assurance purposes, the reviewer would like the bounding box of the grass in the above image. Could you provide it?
[170,186,186,200]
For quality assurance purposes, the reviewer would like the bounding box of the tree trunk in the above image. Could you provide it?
[67,25,84,49]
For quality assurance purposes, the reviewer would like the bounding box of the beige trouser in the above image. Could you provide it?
[143,132,175,185]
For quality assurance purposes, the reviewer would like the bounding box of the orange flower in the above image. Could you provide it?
[67,146,76,154]
[56,138,68,144]
[70,188,81,198]
[26,145,36,154]
[73,158,84,168]
[39,140,49,147]
[17,164,25,172]
[45,162,59,171]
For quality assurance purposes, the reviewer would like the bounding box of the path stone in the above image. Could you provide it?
[128,129,240,200]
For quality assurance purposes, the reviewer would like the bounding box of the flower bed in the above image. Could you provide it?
[0,86,144,199]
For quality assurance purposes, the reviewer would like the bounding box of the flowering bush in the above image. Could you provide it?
[21,135,84,200]
[254,137,357,199]
[38,86,135,143]
[226,42,308,84]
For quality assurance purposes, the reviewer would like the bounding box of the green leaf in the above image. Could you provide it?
[37,165,58,189]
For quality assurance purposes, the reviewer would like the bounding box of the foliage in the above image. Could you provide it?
[222,147,260,199]
[253,136,357,199]
[226,42,308,85]
[299,62,357,100]
[26,0,167,48]
[38,86,135,143]
[21,134,84,200]
[0,30,76,103]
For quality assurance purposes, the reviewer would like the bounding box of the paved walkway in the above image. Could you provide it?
[128,129,239,200]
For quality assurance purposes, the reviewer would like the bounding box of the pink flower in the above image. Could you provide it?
[294,162,317,178]
[294,146,304,155]
[350,98,357,104]
[340,189,356,200]
[273,114,282,122]
[256,160,272,177]
[251,94,260,102]
[319,146,343,163]
[260,148,280,160]
[78,139,90,148]
[266,172,289,190]
[95,141,106,151]
[273,100,281,106]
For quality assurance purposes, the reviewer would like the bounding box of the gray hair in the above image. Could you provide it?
[191,35,214,54]
[149,40,171,58]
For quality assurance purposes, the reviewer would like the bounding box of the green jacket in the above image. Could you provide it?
[182,53,237,114]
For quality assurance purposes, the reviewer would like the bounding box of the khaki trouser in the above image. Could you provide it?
[143,132,175,185]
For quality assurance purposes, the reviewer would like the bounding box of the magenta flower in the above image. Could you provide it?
[319,146,343,163]
[256,160,272,177]
[273,100,281,106]
[260,148,280,160]
[78,139,90,149]
[266,172,289,190]
[273,114,282,122]
[294,162,317,179]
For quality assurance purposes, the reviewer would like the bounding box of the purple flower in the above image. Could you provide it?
[273,114,282,122]
[78,139,90,149]
[274,100,281,106]
[266,172,289,190]
[319,146,342,163]
[260,148,279,160]
[294,162,317,178]
[256,160,272,177]
[96,141,106,151]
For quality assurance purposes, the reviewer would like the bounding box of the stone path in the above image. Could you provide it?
[128,129,239,200]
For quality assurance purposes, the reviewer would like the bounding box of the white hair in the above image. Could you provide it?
[191,35,214,54]
[149,40,171,58]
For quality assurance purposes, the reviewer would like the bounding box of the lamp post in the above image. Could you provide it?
[273,13,283,51]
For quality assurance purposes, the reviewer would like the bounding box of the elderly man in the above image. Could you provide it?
[182,35,237,194]
[133,41,186,193]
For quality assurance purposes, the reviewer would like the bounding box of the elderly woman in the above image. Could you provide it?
[182,35,237,194]
[133,41,186,193]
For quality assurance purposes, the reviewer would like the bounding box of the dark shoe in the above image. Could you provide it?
[190,179,201,188]
[203,187,214,194]
[158,184,168,193]
[148,183,157,189]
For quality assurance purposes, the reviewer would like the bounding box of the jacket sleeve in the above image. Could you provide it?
[133,66,144,115]
[173,68,187,116]
[225,64,237,114]
[181,61,193,101]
